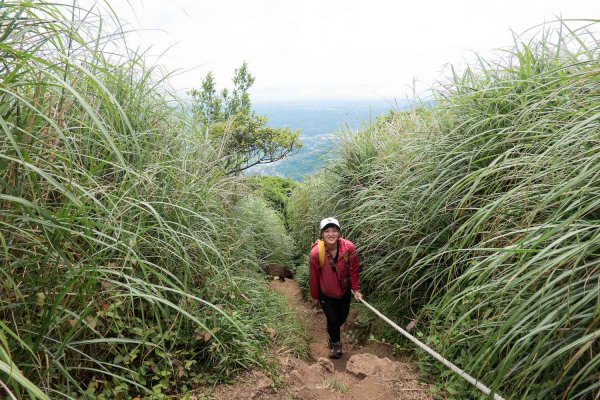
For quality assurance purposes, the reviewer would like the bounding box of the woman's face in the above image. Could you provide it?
[321,227,341,246]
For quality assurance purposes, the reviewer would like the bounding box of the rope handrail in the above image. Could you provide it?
[357,296,506,400]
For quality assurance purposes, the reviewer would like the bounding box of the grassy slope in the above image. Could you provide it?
[0,2,306,399]
[288,20,599,399]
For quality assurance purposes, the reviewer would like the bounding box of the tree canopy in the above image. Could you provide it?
[189,63,302,175]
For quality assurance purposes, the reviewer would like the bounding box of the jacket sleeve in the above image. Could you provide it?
[348,244,360,292]
[309,253,320,300]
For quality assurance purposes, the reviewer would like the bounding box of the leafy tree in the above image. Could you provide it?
[190,63,302,175]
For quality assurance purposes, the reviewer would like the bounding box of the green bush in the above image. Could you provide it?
[245,175,297,216]
[230,195,295,267]
[294,256,310,298]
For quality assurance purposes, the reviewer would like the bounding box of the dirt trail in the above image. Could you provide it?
[214,279,431,400]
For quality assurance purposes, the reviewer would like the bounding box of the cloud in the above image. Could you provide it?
[81,0,598,100]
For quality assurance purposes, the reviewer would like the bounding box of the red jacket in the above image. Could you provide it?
[309,238,360,299]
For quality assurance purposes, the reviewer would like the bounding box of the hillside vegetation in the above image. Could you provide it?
[288,21,599,399]
[0,2,305,399]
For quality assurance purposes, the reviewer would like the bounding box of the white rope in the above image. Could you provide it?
[357,296,506,400]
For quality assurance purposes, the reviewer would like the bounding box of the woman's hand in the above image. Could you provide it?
[353,290,363,302]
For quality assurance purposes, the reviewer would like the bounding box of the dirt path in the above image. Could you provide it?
[214,279,431,400]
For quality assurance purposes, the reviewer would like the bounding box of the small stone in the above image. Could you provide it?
[289,369,304,383]
[317,357,335,373]
[249,371,274,398]
[346,353,399,379]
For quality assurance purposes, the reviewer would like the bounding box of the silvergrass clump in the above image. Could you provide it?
[289,20,599,399]
[1,1,303,398]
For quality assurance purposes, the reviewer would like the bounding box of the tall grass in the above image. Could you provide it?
[289,20,599,399]
[1,1,303,398]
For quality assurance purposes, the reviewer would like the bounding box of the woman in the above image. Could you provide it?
[309,217,362,359]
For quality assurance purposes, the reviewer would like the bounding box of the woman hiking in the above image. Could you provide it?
[309,217,362,359]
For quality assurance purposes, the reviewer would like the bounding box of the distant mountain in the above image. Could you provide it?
[248,99,410,180]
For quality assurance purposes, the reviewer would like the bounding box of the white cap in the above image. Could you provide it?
[320,217,341,231]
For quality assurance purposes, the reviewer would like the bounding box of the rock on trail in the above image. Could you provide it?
[213,278,431,400]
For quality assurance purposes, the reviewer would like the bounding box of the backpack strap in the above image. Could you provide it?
[318,239,349,268]
[318,239,325,268]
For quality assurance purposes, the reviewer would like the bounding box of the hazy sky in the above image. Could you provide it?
[93,0,597,102]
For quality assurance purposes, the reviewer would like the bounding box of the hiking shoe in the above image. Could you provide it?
[329,341,342,359]
[328,347,338,358]
[335,341,343,358]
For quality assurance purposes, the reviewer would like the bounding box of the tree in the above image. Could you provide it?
[189,63,302,175]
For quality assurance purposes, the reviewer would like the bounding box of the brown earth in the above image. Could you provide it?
[212,279,432,400]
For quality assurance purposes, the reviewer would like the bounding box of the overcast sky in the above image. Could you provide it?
[92,0,597,102]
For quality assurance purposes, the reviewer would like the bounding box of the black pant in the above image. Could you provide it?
[319,289,351,343]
